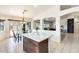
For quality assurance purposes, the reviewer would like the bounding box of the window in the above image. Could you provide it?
[0,20,4,32]
[43,17,56,31]
[33,20,40,30]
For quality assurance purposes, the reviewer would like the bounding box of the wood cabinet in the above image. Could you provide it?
[23,36,48,53]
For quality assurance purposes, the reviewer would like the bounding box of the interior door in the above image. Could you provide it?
[67,18,74,33]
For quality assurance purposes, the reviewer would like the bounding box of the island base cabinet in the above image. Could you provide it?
[39,39,48,53]
[23,36,48,53]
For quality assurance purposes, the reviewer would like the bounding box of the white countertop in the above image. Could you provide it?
[22,31,53,42]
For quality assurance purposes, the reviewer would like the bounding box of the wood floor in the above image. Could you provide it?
[0,32,79,53]
[0,37,24,53]
[50,33,79,53]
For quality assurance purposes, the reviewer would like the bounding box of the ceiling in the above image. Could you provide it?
[0,5,53,18]
[61,12,79,19]
[60,5,78,10]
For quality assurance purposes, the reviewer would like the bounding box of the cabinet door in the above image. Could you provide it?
[23,37,39,53]
[39,39,48,53]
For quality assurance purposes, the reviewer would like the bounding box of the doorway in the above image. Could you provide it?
[67,18,74,33]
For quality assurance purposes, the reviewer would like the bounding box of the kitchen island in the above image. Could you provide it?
[23,32,53,53]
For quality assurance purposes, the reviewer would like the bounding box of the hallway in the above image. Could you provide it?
[50,21,79,53]
[50,33,79,53]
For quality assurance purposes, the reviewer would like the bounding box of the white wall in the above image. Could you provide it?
[61,18,67,32]
[74,17,79,33]
[74,17,79,23]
